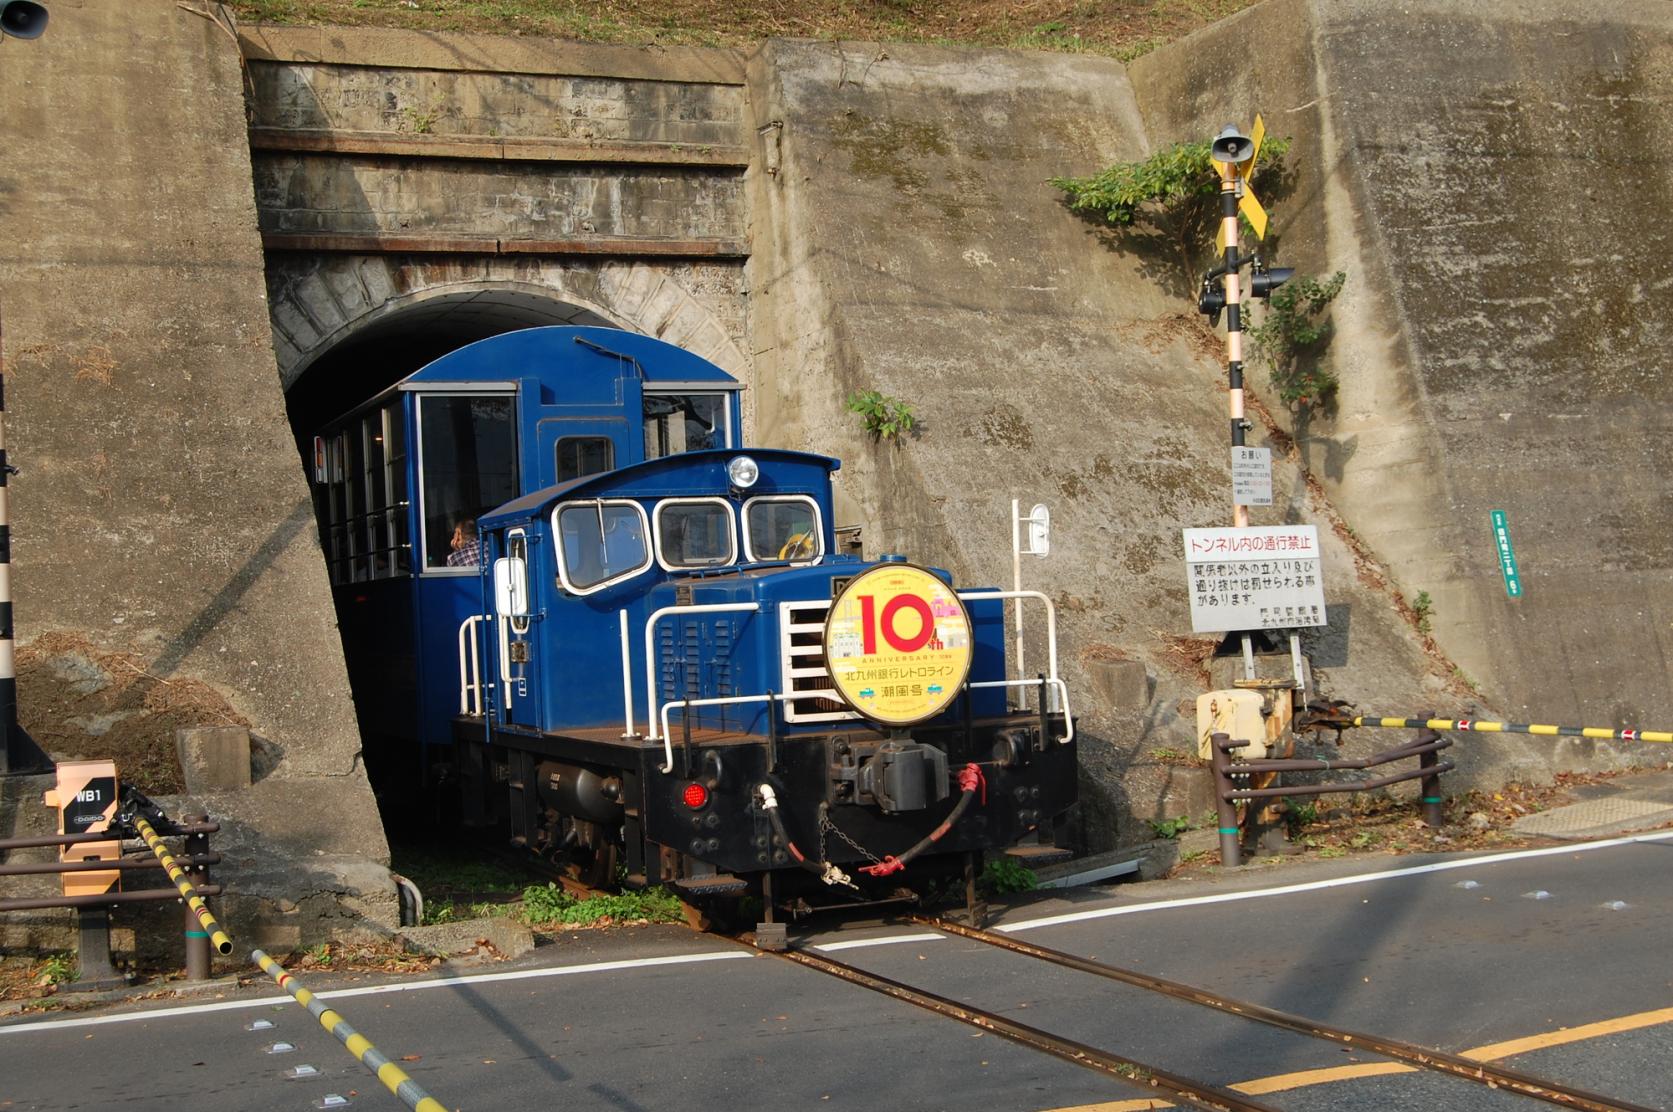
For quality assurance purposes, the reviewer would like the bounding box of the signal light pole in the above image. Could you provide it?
[1198,124,1292,528]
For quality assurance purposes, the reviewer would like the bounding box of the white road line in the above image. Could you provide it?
[998,828,1673,932]
[814,932,942,952]
[0,950,750,1036]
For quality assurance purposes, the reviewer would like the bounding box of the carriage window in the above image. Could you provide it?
[383,405,410,575]
[418,394,517,570]
[654,499,736,569]
[556,436,614,483]
[325,433,350,585]
[643,393,727,460]
[363,414,387,578]
[744,496,823,563]
[555,500,651,593]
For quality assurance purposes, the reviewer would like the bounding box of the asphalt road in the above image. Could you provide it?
[2,830,1669,1112]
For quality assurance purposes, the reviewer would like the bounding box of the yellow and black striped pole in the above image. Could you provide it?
[131,814,234,955]
[1353,717,1673,744]
[249,948,449,1112]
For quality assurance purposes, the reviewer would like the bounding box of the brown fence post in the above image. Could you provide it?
[1417,714,1445,829]
[1210,731,1242,867]
[182,813,211,980]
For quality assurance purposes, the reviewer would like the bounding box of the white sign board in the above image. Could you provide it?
[1231,446,1273,506]
[1182,525,1327,633]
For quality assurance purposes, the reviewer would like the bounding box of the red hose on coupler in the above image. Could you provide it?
[859,763,986,878]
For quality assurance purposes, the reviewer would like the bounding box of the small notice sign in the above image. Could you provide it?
[1231,447,1273,506]
[1182,525,1328,633]
[1490,509,1522,598]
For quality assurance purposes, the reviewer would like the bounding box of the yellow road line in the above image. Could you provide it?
[1039,1005,1673,1111]
[1462,1006,1673,1061]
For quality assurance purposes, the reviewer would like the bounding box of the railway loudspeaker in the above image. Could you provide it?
[0,1,47,39]
[1210,125,1253,167]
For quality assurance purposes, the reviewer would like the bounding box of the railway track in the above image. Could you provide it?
[765,915,1655,1112]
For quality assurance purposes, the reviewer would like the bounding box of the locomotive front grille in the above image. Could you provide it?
[778,600,859,724]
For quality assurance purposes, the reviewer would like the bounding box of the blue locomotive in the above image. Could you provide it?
[312,327,1075,924]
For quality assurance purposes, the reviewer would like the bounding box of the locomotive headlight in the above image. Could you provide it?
[726,455,760,489]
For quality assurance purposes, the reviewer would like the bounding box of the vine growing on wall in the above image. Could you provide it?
[1246,270,1348,409]
[1050,136,1290,290]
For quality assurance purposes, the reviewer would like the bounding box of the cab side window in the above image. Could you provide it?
[744,496,823,563]
[654,500,736,569]
[556,501,651,593]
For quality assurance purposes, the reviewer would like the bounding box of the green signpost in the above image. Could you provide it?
[1490,509,1522,598]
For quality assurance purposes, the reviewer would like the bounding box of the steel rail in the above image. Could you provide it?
[915,916,1654,1112]
[774,945,1280,1112]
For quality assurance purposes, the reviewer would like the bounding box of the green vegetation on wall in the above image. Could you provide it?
[1051,136,1290,286]
[1246,270,1348,409]
[1054,137,1347,412]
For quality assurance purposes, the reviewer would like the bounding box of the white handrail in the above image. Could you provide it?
[969,677,1075,744]
[498,614,515,711]
[655,680,1072,774]
[457,615,486,717]
[657,693,788,774]
[619,609,635,739]
[643,602,760,743]
[957,589,1061,711]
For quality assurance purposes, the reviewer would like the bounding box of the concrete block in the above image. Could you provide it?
[176,727,253,793]
[400,917,535,961]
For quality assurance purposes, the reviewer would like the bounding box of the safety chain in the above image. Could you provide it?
[818,802,884,867]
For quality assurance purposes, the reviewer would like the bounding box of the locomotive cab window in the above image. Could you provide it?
[743,496,823,563]
[642,392,730,460]
[555,436,614,483]
[555,499,652,594]
[653,499,737,570]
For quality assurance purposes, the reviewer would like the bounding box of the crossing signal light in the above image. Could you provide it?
[1197,275,1226,327]
[1250,265,1294,300]
[1,1,47,40]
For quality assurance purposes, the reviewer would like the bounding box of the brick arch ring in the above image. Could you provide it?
[265,254,748,392]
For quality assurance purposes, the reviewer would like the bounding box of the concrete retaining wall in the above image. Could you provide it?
[1130,0,1673,771]
[0,1,393,947]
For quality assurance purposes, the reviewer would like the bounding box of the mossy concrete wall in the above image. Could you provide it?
[1130,0,1673,759]
[0,2,393,949]
[744,40,1461,850]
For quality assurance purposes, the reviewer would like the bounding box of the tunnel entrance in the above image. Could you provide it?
[280,286,624,831]
[283,286,621,444]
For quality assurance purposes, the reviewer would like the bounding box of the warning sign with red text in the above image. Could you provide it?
[823,563,973,726]
[1182,525,1328,633]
